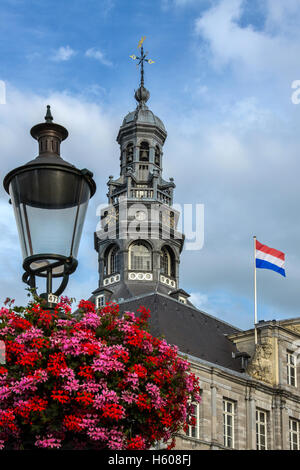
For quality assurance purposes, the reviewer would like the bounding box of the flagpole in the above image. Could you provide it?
[254,236,258,345]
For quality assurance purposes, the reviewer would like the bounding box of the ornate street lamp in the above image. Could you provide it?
[3,106,96,307]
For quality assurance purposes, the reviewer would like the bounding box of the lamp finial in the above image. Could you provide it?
[45,105,53,123]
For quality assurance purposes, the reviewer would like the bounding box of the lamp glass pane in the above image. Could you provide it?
[9,168,90,263]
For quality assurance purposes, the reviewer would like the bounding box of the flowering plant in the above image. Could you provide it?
[0,296,201,450]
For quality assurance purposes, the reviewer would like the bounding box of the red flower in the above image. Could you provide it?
[102,403,125,421]
[37,310,58,328]
[10,316,31,331]
[136,393,151,410]
[81,342,100,355]
[51,389,70,404]
[0,410,17,431]
[136,305,151,325]
[63,414,82,432]
[78,365,94,380]
[15,397,47,421]
[112,349,129,363]
[47,352,67,376]
[31,337,50,350]
[78,300,95,313]
[17,351,40,367]
[126,326,145,348]
[127,435,145,450]
[75,391,94,407]
[133,364,147,378]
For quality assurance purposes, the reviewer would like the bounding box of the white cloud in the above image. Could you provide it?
[85,48,112,67]
[0,85,119,306]
[164,92,300,325]
[189,291,209,310]
[52,45,77,62]
[195,0,300,79]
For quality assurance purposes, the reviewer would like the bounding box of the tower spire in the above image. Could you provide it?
[130,36,155,107]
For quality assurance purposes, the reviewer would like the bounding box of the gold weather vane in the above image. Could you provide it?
[129,36,155,87]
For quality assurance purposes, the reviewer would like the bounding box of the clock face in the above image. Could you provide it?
[135,210,147,221]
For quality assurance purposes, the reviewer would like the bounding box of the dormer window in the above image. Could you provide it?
[155,145,160,166]
[140,141,149,161]
[126,143,134,164]
[168,288,190,304]
[96,295,105,308]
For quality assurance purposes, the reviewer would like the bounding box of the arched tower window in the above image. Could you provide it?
[160,246,175,277]
[104,245,120,276]
[139,141,149,162]
[126,143,134,164]
[129,241,152,271]
[155,145,161,166]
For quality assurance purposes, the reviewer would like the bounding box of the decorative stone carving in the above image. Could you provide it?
[247,338,273,385]
[284,324,300,335]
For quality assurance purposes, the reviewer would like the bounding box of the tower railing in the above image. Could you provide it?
[110,188,172,206]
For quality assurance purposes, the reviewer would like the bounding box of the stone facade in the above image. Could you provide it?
[175,319,300,450]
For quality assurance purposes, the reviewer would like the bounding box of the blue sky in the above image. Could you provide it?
[1,0,300,329]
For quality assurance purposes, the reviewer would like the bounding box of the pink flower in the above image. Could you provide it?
[146,382,166,409]
[0,385,10,401]
[93,389,119,410]
[107,428,124,450]
[125,372,139,389]
[15,327,44,344]
[121,391,137,404]
[35,435,61,449]
[87,427,108,441]
[80,313,101,329]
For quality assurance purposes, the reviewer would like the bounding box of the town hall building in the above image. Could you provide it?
[90,54,300,450]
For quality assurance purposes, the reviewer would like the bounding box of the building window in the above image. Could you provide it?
[256,409,268,450]
[155,145,160,166]
[287,351,297,387]
[179,296,187,304]
[96,295,105,308]
[223,399,235,448]
[104,245,120,276]
[139,141,149,161]
[126,143,134,164]
[160,246,175,277]
[185,402,200,439]
[110,246,119,274]
[129,241,152,271]
[289,418,300,450]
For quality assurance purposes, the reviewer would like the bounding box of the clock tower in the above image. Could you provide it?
[93,40,187,307]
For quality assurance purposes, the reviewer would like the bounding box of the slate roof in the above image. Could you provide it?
[122,108,166,133]
[118,293,241,371]
[93,280,175,302]
[91,285,243,372]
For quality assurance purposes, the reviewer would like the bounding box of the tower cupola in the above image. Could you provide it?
[93,38,184,305]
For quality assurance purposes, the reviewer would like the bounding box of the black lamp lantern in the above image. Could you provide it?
[3,106,96,305]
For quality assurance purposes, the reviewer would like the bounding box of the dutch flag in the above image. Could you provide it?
[255,240,286,277]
